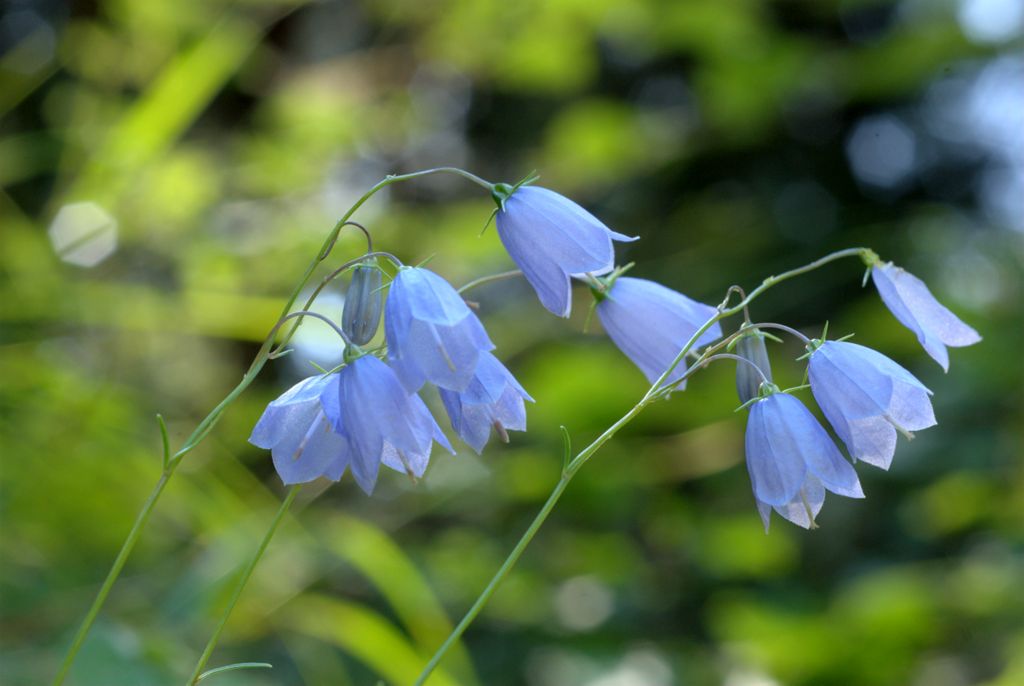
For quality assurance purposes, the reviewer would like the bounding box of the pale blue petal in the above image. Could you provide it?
[393,268,478,326]
[597,277,721,386]
[495,206,575,317]
[843,415,899,469]
[248,375,351,485]
[385,267,494,391]
[249,375,333,448]
[810,341,935,468]
[809,344,890,421]
[872,263,981,371]
[827,341,936,431]
[772,475,826,529]
[438,352,532,454]
[403,317,490,391]
[766,393,863,498]
[745,397,808,506]
[330,357,430,493]
[271,412,351,484]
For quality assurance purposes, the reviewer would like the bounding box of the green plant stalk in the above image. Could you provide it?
[52,166,493,686]
[413,247,872,685]
[185,485,302,685]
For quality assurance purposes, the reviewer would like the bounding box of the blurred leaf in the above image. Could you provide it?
[277,594,460,686]
[318,513,479,686]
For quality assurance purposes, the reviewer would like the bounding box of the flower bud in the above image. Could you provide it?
[342,260,382,346]
[735,329,772,403]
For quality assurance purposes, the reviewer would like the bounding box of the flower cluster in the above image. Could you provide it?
[250,181,724,492]
[735,259,979,530]
[247,176,979,531]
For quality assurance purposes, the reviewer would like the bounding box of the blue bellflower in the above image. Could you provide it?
[385,266,494,392]
[249,375,350,485]
[596,276,722,387]
[809,340,935,470]
[495,186,637,318]
[872,262,981,371]
[321,355,453,494]
[745,392,864,530]
[439,351,533,454]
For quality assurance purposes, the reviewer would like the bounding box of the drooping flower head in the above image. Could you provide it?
[439,351,534,454]
[808,340,935,470]
[385,266,494,392]
[494,185,637,318]
[871,262,981,371]
[595,276,721,387]
[248,375,350,486]
[321,354,453,494]
[744,391,864,531]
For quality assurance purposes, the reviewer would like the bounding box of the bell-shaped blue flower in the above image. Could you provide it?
[596,276,721,387]
[495,185,637,318]
[744,392,864,524]
[385,266,494,392]
[808,340,935,470]
[438,352,534,454]
[871,262,981,371]
[756,475,825,533]
[248,375,350,485]
[321,355,453,494]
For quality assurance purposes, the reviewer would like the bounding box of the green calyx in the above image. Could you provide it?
[490,171,541,211]
[491,183,515,211]
[860,248,881,267]
[734,381,782,413]
[342,344,365,364]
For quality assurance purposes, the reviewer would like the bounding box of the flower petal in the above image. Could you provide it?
[745,397,808,506]
[766,393,863,498]
[872,263,981,371]
[271,412,351,485]
[597,277,721,386]
[249,375,333,448]
[772,475,826,529]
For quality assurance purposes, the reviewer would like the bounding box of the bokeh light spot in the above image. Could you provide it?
[48,202,118,268]
[846,114,918,190]
[957,0,1024,44]
[553,575,614,631]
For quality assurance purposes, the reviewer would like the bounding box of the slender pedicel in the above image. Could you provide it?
[456,269,524,294]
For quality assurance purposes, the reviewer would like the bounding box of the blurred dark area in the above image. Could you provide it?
[1,0,1021,685]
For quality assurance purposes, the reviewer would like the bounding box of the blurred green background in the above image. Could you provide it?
[2,0,1022,684]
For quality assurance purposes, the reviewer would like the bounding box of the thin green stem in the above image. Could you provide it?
[457,269,523,294]
[51,471,172,686]
[52,166,493,686]
[413,246,872,684]
[413,476,571,686]
[185,485,301,686]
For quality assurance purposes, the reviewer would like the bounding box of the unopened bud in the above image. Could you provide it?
[735,330,772,403]
[342,260,382,345]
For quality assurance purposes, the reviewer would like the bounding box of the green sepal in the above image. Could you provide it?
[490,171,541,210]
